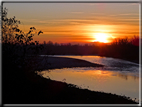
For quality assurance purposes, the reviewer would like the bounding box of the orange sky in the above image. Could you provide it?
[3,3,140,44]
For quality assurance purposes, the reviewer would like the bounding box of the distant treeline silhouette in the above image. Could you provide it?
[39,36,139,62]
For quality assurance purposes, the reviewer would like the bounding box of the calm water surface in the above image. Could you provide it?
[37,55,140,102]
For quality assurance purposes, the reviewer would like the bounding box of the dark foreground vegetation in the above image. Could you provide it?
[2,7,139,105]
[3,55,138,104]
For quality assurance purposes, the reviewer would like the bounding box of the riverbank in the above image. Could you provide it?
[27,56,104,71]
[39,54,140,64]
[3,56,138,104]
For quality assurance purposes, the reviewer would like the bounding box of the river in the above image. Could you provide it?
[37,55,140,103]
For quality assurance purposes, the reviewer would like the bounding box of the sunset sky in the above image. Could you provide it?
[3,2,140,44]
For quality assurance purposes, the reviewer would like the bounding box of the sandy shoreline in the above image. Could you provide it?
[26,56,104,72]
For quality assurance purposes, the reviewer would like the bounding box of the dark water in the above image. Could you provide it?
[38,55,140,103]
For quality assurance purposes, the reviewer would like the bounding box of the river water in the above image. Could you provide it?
[37,55,140,102]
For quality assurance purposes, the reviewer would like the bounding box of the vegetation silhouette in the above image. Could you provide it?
[2,7,138,104]
[2,7,44,68]
[40,36,139,63]
[2,7,46,104]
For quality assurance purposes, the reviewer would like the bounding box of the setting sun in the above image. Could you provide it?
[94,33,110,43]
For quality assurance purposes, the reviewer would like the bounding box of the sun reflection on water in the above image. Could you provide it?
[37,67,139,102]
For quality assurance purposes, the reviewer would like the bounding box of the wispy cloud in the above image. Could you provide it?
[91,13,105,15]
[118,13,139,16]
[70,12,83,14]
[19,15,139,28]
[118,18,139,21]
[109,15,118,17]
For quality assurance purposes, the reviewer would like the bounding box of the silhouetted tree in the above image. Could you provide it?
[131,35,139,46]
[2,7,43,70]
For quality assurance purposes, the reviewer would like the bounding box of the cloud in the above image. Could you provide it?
[118,13,139,16]
[70,12,83,14]
[19,15,139,30]
[118,18,139,21]
[91,13,105,15]
[109,31,139,35]
[109,15,118,17]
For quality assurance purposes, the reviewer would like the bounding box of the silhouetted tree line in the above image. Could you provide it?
[98,37,139,62]
[40,36,139,62]
[40,41,98,55]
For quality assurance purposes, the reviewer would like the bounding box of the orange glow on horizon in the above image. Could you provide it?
[18,23,138,44]
[93,33,113,43]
